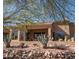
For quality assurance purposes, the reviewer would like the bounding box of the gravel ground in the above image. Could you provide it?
[3,41,75,59]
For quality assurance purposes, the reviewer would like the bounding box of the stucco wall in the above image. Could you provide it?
[52,24,70,36]
[69,24,75,37]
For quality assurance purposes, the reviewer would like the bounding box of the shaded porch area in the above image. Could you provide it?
[3,22,75,42]
[3,23,53,41]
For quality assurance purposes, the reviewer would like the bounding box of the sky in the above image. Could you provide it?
[3,0,75,26]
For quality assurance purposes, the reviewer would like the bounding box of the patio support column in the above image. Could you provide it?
[48,27,52,40]
[64,35,67,42]
[23,32,26,41]
[9,29,12,39]
[18,30,20,41]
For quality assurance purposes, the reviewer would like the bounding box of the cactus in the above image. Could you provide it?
[37,34,48,48]
[3,34,11,48]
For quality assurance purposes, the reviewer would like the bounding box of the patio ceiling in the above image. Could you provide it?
[3,24,27,32]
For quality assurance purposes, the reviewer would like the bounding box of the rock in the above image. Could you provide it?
[19,43,25,48]
[3,45,75,59]
[71,37,75,42]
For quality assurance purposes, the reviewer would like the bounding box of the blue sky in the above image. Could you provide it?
[3,0,75,23]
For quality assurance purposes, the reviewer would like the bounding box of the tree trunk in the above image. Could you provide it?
[43,44,47,48]
[6,43,10,48]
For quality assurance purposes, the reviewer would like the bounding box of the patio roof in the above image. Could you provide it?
[3,20,73,31]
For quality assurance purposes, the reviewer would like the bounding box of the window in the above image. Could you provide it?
[12,29,18,40]
[34,32,45,40]
[53,31,65,40]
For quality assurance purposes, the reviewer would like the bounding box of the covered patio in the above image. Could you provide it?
[3,22,75,42]
[3,23,53,41]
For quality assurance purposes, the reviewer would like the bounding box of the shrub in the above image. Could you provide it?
[37,34,48,48]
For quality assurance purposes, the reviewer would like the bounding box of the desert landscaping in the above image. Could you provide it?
[3,40,75,59]
[3,0,75,59]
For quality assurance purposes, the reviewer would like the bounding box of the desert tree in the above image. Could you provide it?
[3,0,75,47]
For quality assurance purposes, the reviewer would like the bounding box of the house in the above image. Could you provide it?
[3,21,75,41]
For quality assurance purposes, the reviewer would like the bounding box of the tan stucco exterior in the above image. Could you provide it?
[3,22,75,41]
